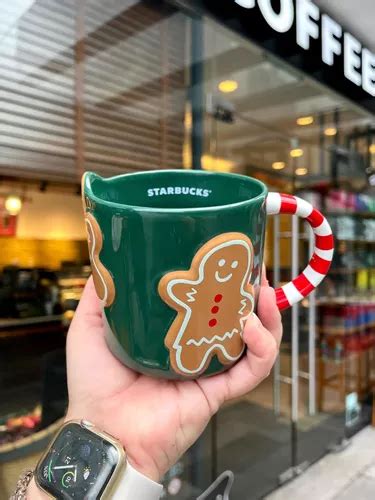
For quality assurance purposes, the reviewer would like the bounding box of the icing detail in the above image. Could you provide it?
[186,288,197,302]
[186,328,239,347]
[238,298,248,316]
[215,271,233,283]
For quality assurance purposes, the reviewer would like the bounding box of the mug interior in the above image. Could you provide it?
[89,170,266,210]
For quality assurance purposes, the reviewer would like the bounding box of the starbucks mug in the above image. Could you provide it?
[82,170,333,379]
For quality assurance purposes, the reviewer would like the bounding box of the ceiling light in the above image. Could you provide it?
[272,161,286,170]
[297,116,314,126]
[218,80,238,93]
[324,127,337,136]
[295,167,308,176]
[290,148,304,158]
[5,195,22,215]
[369,144,375,154]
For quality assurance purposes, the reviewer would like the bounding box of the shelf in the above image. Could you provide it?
[278,232,375,243]
[316,297,375,305]
[320,349,375,363]
[296,178,363,190]
[319,322,375,335]
[327,212,375,218]
[335,239,375,243]
[0,315,63,329]
[329,268,375,275]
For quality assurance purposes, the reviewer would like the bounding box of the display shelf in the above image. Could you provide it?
[278,231,375,243]
[320,349,374,363]
[326,212,375,218]
[316,296,375,306]
[0,315,64,329]
[329,268,375,275]
[335,239,375,243]
[319,323,375,335]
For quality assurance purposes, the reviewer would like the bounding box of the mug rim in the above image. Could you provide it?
[83,169,268,213]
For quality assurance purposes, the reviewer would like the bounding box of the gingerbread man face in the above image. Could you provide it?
[159,233,255,377]
[203,243,251,286]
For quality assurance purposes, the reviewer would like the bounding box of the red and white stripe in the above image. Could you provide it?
[266,192,334,311]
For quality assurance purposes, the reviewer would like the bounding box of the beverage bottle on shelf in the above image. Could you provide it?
[321,338,329,361]
[334,339,343,364]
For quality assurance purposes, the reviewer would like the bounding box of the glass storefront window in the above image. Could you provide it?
[0,1,374,498]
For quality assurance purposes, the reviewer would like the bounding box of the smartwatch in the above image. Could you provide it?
[35,420,163,499]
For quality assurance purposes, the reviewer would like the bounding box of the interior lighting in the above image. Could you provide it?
[272,161,286,170]
[324,127,337,137]
[218,80,239,93]
[5,195,22,215]
[297,116,314,126]
[295,167,308,176]
[290,148,304,158]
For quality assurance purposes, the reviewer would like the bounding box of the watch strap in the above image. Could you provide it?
[111,462,163,500]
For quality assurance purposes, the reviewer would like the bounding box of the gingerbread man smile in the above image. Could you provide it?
[215,258,239,283]
[159,233,255,376]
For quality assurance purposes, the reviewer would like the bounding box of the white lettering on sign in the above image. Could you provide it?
[258,0,294,33]
[233,0,375,98]
[235,0,256,7]
[147,187,212,197]
[362,48,375,97]
[321,14,342,66]
[344,33,362,86]
[296,0,319,50]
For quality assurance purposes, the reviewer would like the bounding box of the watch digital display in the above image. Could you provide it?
[36,422,119,499]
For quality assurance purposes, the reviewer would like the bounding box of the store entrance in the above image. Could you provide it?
[207,111,346,498]
[190,15,373,498]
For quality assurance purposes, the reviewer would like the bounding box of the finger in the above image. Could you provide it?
[67,277,105,353]
[261,262,268,286]
[70,276,102,329]
[257,286,283,347]
[197,314,278,409]
[66,277,138,396]
[242,313,278,371]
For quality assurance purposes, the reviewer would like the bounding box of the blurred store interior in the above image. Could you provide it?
[0,0,375,498]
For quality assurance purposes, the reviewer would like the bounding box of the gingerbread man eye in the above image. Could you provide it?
[218,259,226,267]
[231,260,239,269]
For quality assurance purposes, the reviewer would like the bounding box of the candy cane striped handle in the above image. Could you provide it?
[266,193,334,311]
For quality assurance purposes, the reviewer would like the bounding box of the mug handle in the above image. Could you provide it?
[266,193,334,311]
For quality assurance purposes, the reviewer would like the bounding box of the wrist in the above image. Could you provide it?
[64,411,162,483]
[27,478,48,499]
[126,455,161,484]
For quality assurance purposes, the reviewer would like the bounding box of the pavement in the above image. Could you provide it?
[265,426,375,500]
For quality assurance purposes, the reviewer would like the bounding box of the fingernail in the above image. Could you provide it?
[251,312,262,326]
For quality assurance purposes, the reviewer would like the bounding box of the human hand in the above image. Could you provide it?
[65,270,282,483]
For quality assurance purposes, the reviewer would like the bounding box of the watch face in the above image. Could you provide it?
[36,422,119,499]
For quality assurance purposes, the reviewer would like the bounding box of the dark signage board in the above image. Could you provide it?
[197,0,375,114]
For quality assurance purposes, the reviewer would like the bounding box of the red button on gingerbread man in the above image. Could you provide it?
[158,232,255,377]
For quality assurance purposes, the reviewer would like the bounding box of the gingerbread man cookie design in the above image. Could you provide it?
[85,212,115,307]
[158,233,255,376]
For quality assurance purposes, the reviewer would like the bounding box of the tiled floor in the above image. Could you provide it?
[266,426,375,500]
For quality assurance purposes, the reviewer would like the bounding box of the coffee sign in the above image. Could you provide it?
[199,0,375,112]
[235,0,375,97]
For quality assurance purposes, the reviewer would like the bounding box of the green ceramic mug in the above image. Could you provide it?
[82,170,333,379]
